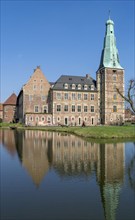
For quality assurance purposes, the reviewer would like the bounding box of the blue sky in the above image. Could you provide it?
[1,0,134,102]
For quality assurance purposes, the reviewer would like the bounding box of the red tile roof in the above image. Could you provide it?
[3,93,17,105]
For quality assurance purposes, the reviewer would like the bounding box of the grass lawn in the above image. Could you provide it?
[1,123,134,139]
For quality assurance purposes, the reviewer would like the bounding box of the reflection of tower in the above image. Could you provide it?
[97,143,125,220]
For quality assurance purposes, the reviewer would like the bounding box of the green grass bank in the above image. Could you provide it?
[1,123,135,139]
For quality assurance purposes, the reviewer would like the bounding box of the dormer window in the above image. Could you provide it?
[72,84,75,89]
[64,83,68,89]
[91,85,94,90]
[84,85,87,90]
[78,84,81,90]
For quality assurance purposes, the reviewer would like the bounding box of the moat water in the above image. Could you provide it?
[0,129,135,220]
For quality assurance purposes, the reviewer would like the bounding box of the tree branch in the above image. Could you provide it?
[116,80,135,113]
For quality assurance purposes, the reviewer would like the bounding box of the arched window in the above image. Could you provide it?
[91,85,94,90]
[78,84,81,90]
[64,83,68,89]
[113,94,117,100]
[84,85,87,90]
[113,75,117,81]
[47,117,51,123]
[113,106,117,112]
[72,84,75,89]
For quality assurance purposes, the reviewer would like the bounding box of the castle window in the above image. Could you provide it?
[29,116,33,121]
[84,106,88,112]
[84,94,88,100]
[113,94,117,100]
[91,85,94,90]
[41,117,45,121]
[57,93,61,100]
[113,84,116,90]
[47,117,51,123]
[72,84,75,89]
[64,93,68,100]
[36,117,39,121]
[78,93,81,100]
[113,106,117,112]
[91,94,94,100]
[64,83,68,89]
[34,106,39,113]
[91,106,94,112]
[72,105,75,112]
[57,105,61,112]
[78,84,81,90]
[42,95,46,101]
[33,85,36,90]
[64,105,68,112]
[57,117,61,122]
[72,93,76,100]
[77,105,81,112]
[40,85,43,90]
[29,95,33,101]
[84,85,87,90]
[43,105,48,113]
[113,75,116,81]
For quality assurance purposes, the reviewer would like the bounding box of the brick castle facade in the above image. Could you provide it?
[1,18,125,126]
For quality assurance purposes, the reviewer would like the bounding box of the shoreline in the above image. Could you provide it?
[1,124,135,140]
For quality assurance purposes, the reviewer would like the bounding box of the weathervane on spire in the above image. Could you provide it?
[108,10,111,19]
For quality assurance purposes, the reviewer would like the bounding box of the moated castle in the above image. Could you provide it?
[2,18,125,126]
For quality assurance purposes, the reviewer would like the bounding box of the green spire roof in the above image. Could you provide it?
[99,18,123,69]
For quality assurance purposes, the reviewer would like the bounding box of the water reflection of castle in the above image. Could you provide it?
[1,130,125,220]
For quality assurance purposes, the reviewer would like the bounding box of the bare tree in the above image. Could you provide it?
[116,79,135,113]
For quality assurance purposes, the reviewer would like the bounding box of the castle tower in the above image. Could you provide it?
[97,18,125,125]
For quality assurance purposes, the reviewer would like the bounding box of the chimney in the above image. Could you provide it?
[86,74,90,79]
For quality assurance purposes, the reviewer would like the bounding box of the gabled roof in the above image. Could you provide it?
[52,74,97,91]
[3,93,17,105]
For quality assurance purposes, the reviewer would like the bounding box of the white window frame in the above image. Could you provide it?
[72,84,76,89]
[72,105,75,112]
[57,93,61,100]
[64,83,68,89]
[57,105,61,112]
[84,85,88,90]
[84,93,88,100]
[91,94,94,100]
[64,105,68,112]
[91,105,94,112]
[34,105,39,113]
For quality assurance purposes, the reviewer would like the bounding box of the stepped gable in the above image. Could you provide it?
[3,93,17,105]
[23,66,50,94]
[53,74,96,91]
